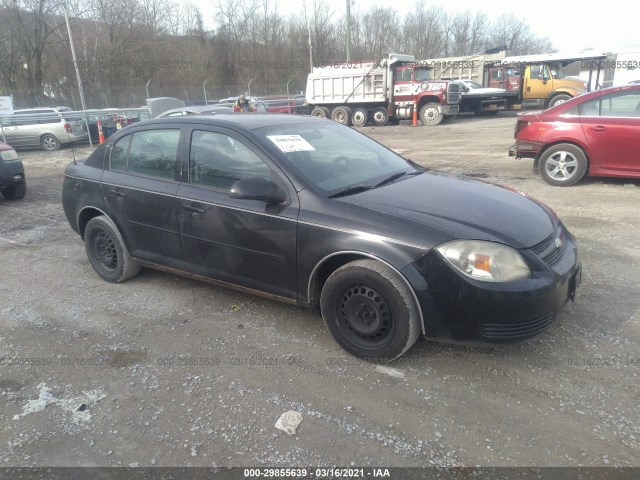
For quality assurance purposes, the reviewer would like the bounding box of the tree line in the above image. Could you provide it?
[0,0,554,108]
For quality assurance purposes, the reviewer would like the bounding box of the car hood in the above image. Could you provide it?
[339,172,556,249]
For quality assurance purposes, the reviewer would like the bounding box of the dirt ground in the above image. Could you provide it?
[0,113,639,469]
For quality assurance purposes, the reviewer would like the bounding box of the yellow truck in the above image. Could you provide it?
[424,50,609,110]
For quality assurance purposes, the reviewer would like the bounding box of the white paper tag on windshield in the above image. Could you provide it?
[267,135,316,153]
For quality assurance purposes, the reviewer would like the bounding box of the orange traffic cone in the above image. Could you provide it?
[412,102,418,127]
[97,118,105,144]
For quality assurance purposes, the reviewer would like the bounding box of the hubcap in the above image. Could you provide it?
[338,285,393,346]
[94,231,117,270]
[424,108,437,121]
[546,151,577,180]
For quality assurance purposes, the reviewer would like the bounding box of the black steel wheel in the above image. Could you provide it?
[84,215,140,283]
[320,259,420,361]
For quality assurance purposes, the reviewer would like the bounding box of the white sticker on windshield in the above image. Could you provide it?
[267,135,316,153]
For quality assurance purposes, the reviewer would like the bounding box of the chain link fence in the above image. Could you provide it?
[0,82,307,152]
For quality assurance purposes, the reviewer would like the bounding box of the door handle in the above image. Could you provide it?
[590,125,607,132]
[181,204,206,214]
[108,189,127,197]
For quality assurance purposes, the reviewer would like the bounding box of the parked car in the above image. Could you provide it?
[156,105,233,118]
[252,97,308,114]
[510,84,640,186]
[0,107,88,151]
[62,114,580,360]
[0,141,26,200]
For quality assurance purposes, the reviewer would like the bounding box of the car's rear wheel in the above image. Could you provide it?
[351,108,369,127]
[2,180,26,200]
[539,143,587,187]
[41,134,61,151]
[84,215,140,283]
[320,260,420,361]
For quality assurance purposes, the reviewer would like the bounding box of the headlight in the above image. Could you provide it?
[0,149,19,161]
[436,240,531,282]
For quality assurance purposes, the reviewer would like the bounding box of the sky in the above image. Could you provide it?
[191,0,640,54]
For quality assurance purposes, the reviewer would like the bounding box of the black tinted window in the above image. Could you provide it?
[110,129,180,179]
[189,130,270,189]
[111,135,130,171]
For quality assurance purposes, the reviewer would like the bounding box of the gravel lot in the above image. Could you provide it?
[0,113,639,469]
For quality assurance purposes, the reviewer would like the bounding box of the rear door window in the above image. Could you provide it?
[110,129,180,179]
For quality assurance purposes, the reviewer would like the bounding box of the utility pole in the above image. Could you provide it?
[63,1,91,146]
[304,0,313,72]
[345,0,351,62]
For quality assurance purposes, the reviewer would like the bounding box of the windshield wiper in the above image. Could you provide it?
[327,185,374,198]
[373,170,422,188]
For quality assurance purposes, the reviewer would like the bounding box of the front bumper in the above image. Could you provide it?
[0,159,25,188]
[404,225,581,342]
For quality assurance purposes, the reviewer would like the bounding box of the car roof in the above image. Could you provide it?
[0,140,14,151]
[139,113,323,130]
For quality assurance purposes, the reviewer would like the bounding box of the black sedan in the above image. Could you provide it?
[62,115,581,360]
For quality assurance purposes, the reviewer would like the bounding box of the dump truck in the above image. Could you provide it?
[424,50,610,110]
[305,53,460,126]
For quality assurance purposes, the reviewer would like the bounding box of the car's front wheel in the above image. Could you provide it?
[84,215,140,282]
[320,260,421,361]
[539,143,587,186]
[1,180,26,200]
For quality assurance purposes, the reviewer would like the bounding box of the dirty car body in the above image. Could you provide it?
[62,114,581,360]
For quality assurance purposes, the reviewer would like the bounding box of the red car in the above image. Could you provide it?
[509,84,640,186]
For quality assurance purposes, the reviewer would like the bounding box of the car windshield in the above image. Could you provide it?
[550,64,566,79]
[414,68,430,82]
[256,121,421,196]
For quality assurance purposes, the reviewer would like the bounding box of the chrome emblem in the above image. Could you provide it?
[554,237,563,249]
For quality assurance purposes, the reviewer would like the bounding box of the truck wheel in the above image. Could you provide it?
[1,180,26,200]
[320,260,421,361]
[310,106,331,118]
[420,103,443,126]
[547,94,571,109]
[41,134,61,151]
[539,143,587,187]
[331,106,352,125]
[351,108,368,127]
[371,107,388,126]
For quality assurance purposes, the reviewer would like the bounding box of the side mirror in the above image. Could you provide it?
[229,177,287,205]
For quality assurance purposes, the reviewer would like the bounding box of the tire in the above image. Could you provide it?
[331,106,352,125]
[539,143,588,187]
[420,102,444,126]
[547,94,571,109]
[2,181,26,200]
[310,106,330,118]
[41,134,61,151]
[84,215,141,283]
[320,259,421,361]
[351,108,368,127]
[371,107,389,126]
